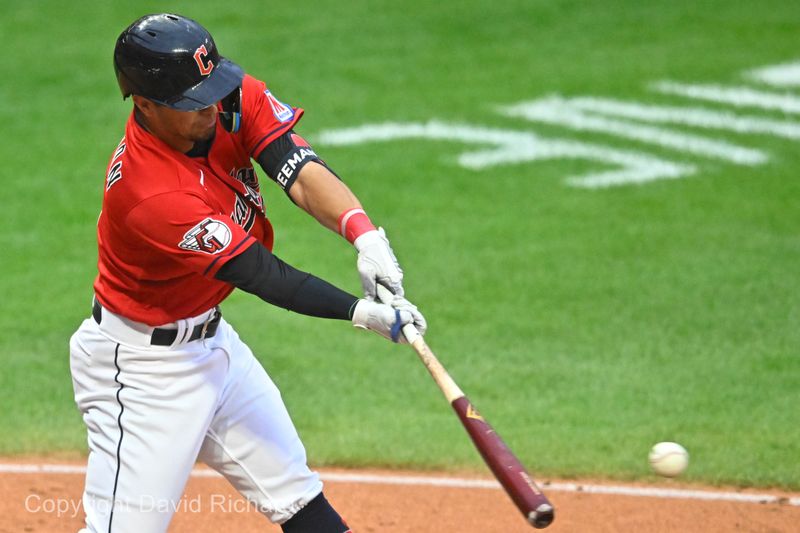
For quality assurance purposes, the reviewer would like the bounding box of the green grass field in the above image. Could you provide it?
[2,0,799,489]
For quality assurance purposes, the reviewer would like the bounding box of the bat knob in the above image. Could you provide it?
[528,503,555,529]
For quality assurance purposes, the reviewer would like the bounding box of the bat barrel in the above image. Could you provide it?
[376,286,554,527]
[451,397,555,528]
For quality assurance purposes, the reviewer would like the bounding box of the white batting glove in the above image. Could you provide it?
[379,292,427,337]
[352,298,425,343]
[355,227,404,300]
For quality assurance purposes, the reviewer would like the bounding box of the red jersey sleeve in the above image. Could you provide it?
[126,191,256,278]
[240,74,305,158]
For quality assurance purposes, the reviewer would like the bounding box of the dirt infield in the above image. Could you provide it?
[1,461,798,532]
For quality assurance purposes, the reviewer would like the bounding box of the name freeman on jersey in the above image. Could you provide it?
[275,147,318,189]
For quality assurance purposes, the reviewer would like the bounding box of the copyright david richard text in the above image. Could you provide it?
[25,493,269,518]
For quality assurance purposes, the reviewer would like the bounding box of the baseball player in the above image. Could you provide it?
[69,13,426,533]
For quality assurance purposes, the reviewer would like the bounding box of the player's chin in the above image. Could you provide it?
[192,124,217,141]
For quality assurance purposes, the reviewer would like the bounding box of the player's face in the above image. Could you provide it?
[156,104,219,142]
[134,96,218,152]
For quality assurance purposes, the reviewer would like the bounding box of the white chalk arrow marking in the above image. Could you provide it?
[316,121,694,188]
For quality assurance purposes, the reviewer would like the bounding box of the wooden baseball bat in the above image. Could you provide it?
[377,286,555,529]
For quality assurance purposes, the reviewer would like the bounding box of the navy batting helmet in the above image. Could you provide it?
[113,14,244,111]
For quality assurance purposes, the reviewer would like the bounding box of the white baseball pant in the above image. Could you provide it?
[69,303,322,532]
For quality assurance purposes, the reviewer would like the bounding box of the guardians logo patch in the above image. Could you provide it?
[179,218,232,254]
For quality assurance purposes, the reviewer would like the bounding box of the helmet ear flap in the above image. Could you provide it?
[219,86,242,133]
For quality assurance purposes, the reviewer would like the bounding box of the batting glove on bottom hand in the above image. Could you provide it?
[351,298,426,343]
[378,292,427,337]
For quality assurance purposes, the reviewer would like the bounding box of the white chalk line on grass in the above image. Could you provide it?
[564,96,800,140]
[316,60,800,189]
[747,61,800,87]
[1,463,798,507]
[653,81,800,114]
[317,121,694,188]
[499,97,767,165]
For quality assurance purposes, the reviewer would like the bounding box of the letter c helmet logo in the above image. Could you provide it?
[193,44,214,76]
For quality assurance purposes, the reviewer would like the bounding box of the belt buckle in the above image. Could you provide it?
[200,313,212,340]
[199,309,219,341]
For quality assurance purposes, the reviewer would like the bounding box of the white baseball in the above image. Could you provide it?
[648,441,689,477]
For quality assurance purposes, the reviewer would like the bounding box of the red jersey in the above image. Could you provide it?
[94,75,304,325]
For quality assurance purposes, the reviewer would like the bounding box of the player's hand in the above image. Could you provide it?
[378,290,427,337]
[355,228,404,300]
[351,298,426,343]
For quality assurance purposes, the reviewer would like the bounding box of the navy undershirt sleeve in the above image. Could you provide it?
[216,241,359,320]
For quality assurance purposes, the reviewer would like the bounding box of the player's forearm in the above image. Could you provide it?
[255,131,372,237]
[289,161,363,233]
[263,140,405,299]
[216,241,358,319]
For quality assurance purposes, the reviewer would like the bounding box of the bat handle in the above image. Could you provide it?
[376,285,419,339]
[376,285,464,402]
[400,323,422,344]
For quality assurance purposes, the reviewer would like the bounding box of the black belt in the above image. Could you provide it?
[92,300,221,346]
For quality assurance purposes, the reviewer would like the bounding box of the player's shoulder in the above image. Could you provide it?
[241,73,290,114]
[242,73,267,93]
[102,119,196,213]
[239,73,302,144]
[109,142,181,193]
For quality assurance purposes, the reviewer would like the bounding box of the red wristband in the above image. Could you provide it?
[338,208,376,243]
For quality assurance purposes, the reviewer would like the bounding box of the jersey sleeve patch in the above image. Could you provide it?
[240,76,305,157]
[179,218,233,254]
[264,90,295,123]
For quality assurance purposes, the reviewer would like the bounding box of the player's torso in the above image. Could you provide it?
[95,118,273,325]
[186,132,270,243]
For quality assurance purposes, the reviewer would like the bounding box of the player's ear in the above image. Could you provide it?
[132,95,156,116]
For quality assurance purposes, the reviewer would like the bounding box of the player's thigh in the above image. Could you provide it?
[198,324,321,524]
[72,322,230,532]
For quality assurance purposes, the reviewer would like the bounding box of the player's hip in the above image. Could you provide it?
[86,297,223,351]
